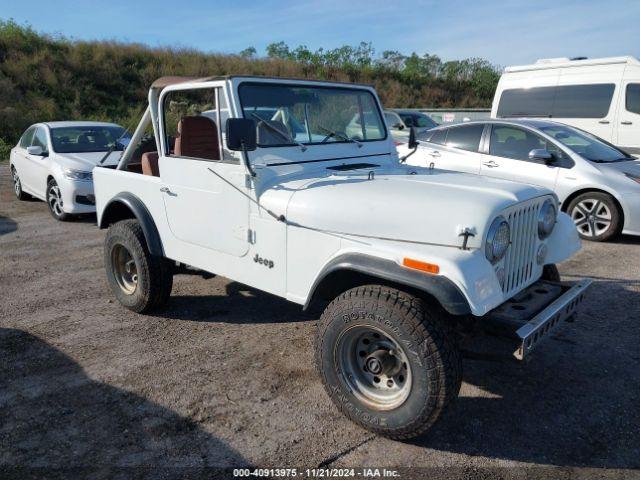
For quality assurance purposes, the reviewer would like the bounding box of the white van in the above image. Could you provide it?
[491,56,640,154]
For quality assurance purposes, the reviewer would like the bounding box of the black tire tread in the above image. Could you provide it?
[542,264,561,282]
[104,219,172,313]
[315,285,462,440]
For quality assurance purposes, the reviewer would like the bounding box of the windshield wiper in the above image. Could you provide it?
[251,113,306,152]
[318,126,363,148]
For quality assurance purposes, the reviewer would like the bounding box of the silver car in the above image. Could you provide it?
[399,119,640,241]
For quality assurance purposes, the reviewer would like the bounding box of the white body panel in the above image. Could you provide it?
[492,56,640,153]
[94,77,582,318]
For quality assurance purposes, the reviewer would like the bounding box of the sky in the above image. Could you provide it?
[1,0,639,66]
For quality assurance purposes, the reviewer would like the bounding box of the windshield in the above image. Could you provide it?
[539,124,634,163]
[400,112,438,129]
[50,126,129,153]
[238,83,386,147]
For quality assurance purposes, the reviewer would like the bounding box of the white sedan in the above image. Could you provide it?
[397,119,640,241]
[9,121,128,220]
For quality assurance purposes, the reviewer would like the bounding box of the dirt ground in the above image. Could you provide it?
[1,162,639,479]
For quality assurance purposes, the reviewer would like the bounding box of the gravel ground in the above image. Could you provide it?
[1,163,639,479]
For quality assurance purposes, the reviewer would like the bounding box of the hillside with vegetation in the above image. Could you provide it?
[0,19,501,158]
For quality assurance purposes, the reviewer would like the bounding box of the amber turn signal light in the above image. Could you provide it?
[402,258,440,274]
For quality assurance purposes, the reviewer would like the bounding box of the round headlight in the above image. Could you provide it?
[538,199,557,239]
[486,216,510,264]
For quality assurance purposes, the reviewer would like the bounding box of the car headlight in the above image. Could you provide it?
[538,199,557,239]
[486,216,510,264]
[63,168,93,181]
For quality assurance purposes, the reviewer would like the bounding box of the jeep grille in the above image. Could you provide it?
[501,197,549,296]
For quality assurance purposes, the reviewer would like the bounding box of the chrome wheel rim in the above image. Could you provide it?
[48,184,64,217]
[111,244,138,295]
[571,199,612,238]
[12,169,21,197]
[336,325,412,411]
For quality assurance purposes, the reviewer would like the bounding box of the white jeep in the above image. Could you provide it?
[93,75,591,439]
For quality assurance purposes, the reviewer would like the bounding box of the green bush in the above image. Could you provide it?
[0,137,12,161]
[0,19,500,148]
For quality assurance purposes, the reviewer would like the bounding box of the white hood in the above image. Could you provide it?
[56,151,123,171]
[274,169,550,249]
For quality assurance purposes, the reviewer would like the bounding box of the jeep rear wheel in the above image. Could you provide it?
[316,285,462,440]
[104,219,173,313]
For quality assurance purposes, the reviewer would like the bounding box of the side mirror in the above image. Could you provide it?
[408,127,418,150]
[26,146,44,156]
[226,118,257,152]
[529,149,555,164]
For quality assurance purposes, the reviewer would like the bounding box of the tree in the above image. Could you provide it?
[239,47,256,59]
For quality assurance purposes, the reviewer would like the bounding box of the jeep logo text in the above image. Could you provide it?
[253,254,274,269]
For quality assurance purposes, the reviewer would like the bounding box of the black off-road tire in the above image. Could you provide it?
[542,264,561,282]
[104,219,173,313]
[315,285,462,440]
[567,192,622,242]
[46,178,72,221]
[11,166,31,200]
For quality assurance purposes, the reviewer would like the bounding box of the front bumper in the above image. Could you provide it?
[59,177,96,214]
[484,278,592,360]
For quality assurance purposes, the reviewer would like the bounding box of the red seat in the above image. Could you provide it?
[174,116,220,160]
[141,151,160,177]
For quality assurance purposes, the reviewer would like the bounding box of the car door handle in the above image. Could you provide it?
[429,150,441,157]
[598,120,610,124]
[160,187,176,196]
[483,160,499,168]
[621,121,633,125]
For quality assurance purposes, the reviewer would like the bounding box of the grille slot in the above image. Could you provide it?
[501,198,546,297]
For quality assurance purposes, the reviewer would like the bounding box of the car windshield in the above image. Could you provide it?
[539,125,634,163]
[50,126,129,153]
[400,112,438,129]
[238,84,386,147]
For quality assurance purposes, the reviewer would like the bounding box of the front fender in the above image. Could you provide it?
[304,253,471,315]
[99,192,164,256]
[545,212,581,265]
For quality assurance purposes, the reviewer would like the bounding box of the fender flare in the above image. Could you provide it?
[304,253,471,316]
[99,192,164,256]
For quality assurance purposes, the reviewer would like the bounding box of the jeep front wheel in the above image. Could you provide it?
[104,219,173,313]
[316,285,462,440]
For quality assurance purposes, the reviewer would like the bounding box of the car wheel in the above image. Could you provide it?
[568,192,621,242]
[104,219,173,313]
[11,166,31,200]
[46,178,71,221]
[316,285,462,440]
[542,264,561,282]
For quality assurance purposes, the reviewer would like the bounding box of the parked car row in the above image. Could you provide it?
[397,119,640,241]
